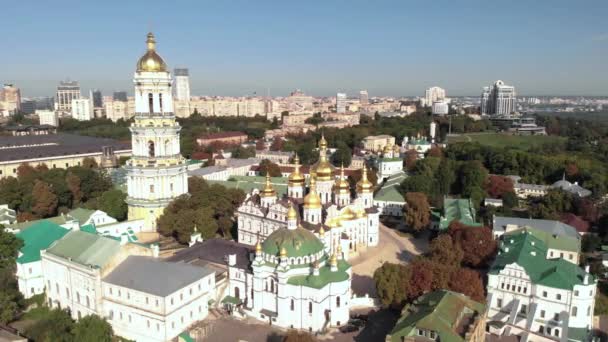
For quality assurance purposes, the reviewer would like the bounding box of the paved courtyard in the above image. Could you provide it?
[349,223,429,296]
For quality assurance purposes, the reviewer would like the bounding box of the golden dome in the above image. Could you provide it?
[260,174,276,197]
[355,207,367,218]
[356,167,374,193]
[319,226,325,236]
[383,143,392,154]
[334,165,350,194]
[288,154,305,185]
[329,253,338,266]
[287,203,297,220]
[393,144,401,153]
[303,177,322,209]
[337,244,343,253]
[136,32,167,72]
[256,240,262,253]
[326,217,341,228]
[280,246,287,258]
[340,207,356,221]
[319,133,328,150]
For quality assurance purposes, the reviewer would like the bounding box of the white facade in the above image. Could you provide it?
[486,232,595,342]
[71,98,93,121]
[173,68,191,102]
[359,90,369,105]
[101,257,215,342]
[37,110,59,126]
[425,86,446,107]
[125,33,189,230]
[431,100,449,115]
[481,80,516,116]
[336,93,347,113]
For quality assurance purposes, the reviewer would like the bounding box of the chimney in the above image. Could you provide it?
[228,254,237,266]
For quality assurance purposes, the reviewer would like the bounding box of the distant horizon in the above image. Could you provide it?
[2,1,607,98]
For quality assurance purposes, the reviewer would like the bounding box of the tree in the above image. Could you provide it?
[404,150,418,171]
[258,159,282,177]
[407,261,433,299]
[448,268,485,302]
[330,141,352,167]
[82,157,98,168]
[484,175,514,199]
[0,229,23,269]
[270,138,284,151]
[428,234,463,267]
[25,308,75,342]
[256,139,266,150]
[459,160,488,197]
[73,315,114,342]
[373,262,410,308]
[283,330,317,342]
[31,180,58,218]
[502,191,519,209]
[232,146,256,159]
[449,222,497,268]
[404,192,430,232]
[97,189,128,221]
[66,173,83,205]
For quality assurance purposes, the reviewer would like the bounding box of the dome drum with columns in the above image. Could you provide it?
[125,33,188,230]
[237,135,380,258]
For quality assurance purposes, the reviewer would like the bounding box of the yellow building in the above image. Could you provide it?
[125,33,188,230]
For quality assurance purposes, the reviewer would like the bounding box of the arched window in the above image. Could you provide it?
[235,287,240,299]
[270,279,275,293]
[86,296,90,308]
[290,299,294,311]
[148,141,155,157]
[572,306,577,317]
[159,93,163,112]
[336,296,341,307]
[309,302,312,314]
[148,93,154,113]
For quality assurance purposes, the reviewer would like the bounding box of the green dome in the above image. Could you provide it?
[262,227,325,258]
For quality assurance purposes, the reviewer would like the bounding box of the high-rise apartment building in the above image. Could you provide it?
[424,86,446,107]
[336,92,347,113]
[91,89,103,108]
[56,81,80,112]
[173,68,190,101]
[481,80,516,115]
[359,90,369,105]
[0,84,22,115]
[113,91,128,102]
[71,98,93,121]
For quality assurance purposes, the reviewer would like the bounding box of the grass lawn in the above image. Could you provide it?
[447,133,566,150]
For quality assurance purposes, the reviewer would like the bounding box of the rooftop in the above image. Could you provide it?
[102,255,214,297]
[15,221,69,264]
[493,216,579,239]
[388,290,486,342]
[198,131,247,140]
[375,171,408,203]
[167,238,253,270]
[0,133,130,163]
[207,175,289,197]
[490,230,593,289]
[45,230,122,268]
[438,198,481,230]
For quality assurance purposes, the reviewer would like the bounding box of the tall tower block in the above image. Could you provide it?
[125,33,189,230]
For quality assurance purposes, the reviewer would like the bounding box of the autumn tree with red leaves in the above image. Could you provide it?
[484,175,514,199]
[448,221,497,268]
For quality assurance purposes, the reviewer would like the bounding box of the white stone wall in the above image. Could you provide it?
[17,261,44,298]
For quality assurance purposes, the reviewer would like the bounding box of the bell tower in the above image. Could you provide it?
[125,32,189,230]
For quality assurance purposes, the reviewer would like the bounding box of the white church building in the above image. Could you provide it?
[227,204,351,333]
[237,136,380,259]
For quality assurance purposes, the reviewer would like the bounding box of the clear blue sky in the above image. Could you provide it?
[1,0,607,98]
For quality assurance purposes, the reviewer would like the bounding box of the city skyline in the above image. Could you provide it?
[1,1,607,97]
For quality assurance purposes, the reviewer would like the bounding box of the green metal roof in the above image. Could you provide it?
[287,259,350,289]
[178,332,195,342]
[46,230,122,268]
[262,226,325,258]
[68,208,96,225]
[438,198,481,230]
[504,226,580,253]
[490,230,594,290]
[15,221,69,264]
[79,224,97,234]
[8,215,69,232]
[207,176,288,196]
[380,157,403,162]
[388,290,486,342]
[375,171,407,203]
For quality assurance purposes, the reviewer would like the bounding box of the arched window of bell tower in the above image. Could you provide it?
[148,141,155,157]
[148,93,154,113]
[159,93,163,113]
[164,139,170,155]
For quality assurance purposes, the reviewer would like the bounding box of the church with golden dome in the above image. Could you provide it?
[236,135,380,258]
[125,32,189,229]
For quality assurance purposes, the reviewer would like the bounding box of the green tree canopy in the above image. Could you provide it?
[97,189,128,221]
